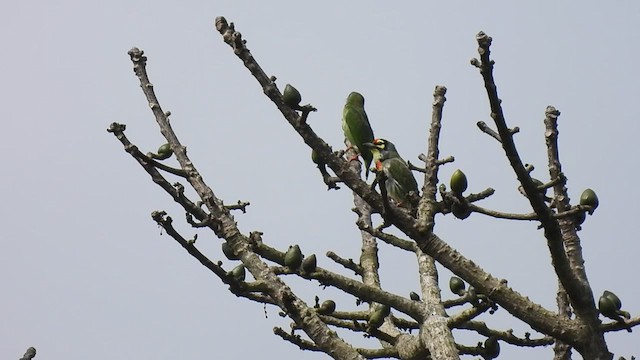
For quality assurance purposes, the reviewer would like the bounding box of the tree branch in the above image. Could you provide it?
[543,106,600,324]
[471,31,608,356]
[19,347,36,360]
[215,17,584,348]
[121,46,366,360]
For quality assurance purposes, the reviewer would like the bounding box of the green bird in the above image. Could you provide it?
[364,139,419,209]
[342,92,375,179]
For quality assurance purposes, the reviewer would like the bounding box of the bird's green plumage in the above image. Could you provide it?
[367,139,418,208]
[342,92,375,178]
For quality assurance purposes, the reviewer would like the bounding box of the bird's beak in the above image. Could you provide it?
[362,142,374,149]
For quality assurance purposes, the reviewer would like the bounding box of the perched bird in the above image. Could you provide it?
[364,138,419,209]
[342,92,375,179]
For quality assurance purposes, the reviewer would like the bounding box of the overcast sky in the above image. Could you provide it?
[1,1,638,359]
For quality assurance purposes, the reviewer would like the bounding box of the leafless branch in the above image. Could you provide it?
[214,16,585,347]
[19,347,36,360]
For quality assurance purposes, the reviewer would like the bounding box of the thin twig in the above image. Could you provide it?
[457,321,554,347]
[326,251,363,276]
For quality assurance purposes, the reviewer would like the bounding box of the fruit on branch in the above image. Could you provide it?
[574,208,587,226]
[519,177,552,202]
[580,188,599,215]
[484,336,500,359]
[228,264,246,282]
[451,202,471,220]
[311,149,322,165]
[600,290,631,320]
[342,92,375,179]
[153,143,173,160]
[599,294,618,318]
[366,304,391,331]
[282,84,302,107]
[317,300,336,315]
[531,178,546,195]
[449,276,466,296]
[409,291,421,301]
[450,169,468,195]
[221,242,240,260]
[301,254,317,273]
[284,244,303,270]
[603,290,622,310]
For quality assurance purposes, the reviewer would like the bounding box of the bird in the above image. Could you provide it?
[364,138,419,209]
[342,92,375,179]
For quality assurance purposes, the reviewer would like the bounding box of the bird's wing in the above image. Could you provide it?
[343,105,374,148]
[383,158,418,194]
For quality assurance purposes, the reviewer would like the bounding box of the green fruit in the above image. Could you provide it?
[580,188,599,214]
[282,84,302,107]
[409,292,420,301]
[284,245,303,269]
[229,264,246,282]
[317,299,336,315]
[449,276,466,296]
[574,210,586,226]
[618,310,631,319]
[301,254,317,273]
[221,242,240,260]
[451,202,471,220]
[367,305,389,331]
[367,311,385,329]
[450,169,468,194]
[484,336,500,359]
[155,143,173,160]
[376,304,391,317]
[603,290,622,310]
[532,178,548,196]
[311,149,322,165]
[598,294,618,318]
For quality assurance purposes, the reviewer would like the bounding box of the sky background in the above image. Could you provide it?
[1,1,638,359]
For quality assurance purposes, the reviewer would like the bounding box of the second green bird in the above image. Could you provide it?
[342,92,375,179]
[364,139,419,209]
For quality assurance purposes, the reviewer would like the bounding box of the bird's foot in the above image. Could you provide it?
[347,154,361,162]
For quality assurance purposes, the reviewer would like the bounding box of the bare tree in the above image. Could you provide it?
[108,16,637,360]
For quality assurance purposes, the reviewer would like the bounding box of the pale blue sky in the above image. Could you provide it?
[1,1,638,359]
